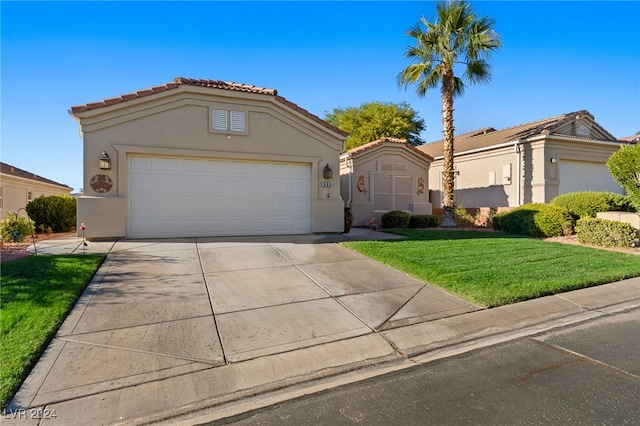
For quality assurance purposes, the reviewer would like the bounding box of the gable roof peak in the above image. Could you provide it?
[173,77,278,96]
[343,136,433,161]
[418,109,616,158]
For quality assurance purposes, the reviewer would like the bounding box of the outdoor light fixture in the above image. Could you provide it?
[99,151,111,170]
[323,163,333,179]
[550,157,557,163]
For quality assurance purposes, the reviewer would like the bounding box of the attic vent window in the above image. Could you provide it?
[212,110,227,130]
[212,109,247,134]
[230,111,245,132]
[577,125,590,136]
[379,163,406,172]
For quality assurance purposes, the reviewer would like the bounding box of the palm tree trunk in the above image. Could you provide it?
[441,64,456,227]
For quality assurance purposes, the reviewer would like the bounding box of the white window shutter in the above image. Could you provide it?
[230,111,245,132]
[213,110,228,130]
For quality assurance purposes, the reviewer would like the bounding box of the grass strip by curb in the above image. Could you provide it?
[1,254,105,408]
[342,230,640,307]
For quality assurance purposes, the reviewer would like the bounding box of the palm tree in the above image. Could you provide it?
[397,0,501,227]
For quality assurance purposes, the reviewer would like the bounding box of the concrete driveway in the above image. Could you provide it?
[8,229,639,425]
[9,229,480,422]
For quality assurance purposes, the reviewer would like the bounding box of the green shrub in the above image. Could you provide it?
[494,203,575,237]
[381,210,411,229]
[575,217,638,248]
[409,214,439,228]
[0,212,35,242]
[607,144,640,210]
[25,194,77,233]
[551,191,635,219]
[454,206,475,227]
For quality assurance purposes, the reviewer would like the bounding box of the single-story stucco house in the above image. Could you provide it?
[417,110,629,210]
[70,77,348,240]
[0,162,73,220]
[340,137,433,227]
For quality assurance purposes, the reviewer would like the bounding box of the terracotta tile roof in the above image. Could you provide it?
[69,77,347,137]
[71,82,179,113]
[619,135,640,143]
[343,137,434,161]
[0,162,72,189]
[418,110,615,158]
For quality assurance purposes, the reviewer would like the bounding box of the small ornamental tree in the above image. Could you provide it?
[607,144,640,210]
[324,101,426,150]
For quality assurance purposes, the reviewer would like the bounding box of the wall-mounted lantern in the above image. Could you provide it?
[99,151,111,170]
[323,163,333,179]
[550,157,557,164]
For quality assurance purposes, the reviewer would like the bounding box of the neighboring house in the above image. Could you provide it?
[69,77,348,240]
[340,137,433,227]
[417,110,629,210]
[0,162,73,220]
[619,134,640,143]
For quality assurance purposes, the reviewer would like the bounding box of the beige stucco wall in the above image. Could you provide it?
[428,136,624,209]
[340,144,432,227]
[0,175,72,220]
[597,212,640,230]
[428,144,521,209]
[74,85,346,239]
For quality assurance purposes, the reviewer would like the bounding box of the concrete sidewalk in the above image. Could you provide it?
[4,230,640,425]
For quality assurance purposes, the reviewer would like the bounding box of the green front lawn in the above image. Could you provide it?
[0,254,105,408]
[342,230,640,307]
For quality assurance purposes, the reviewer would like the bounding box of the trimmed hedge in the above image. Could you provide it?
[409,214,440,228]
[493,203,575,237]
[575,217,638,248]
[550,191,635,219]
[25,194,77,233]
[381,210,411,229]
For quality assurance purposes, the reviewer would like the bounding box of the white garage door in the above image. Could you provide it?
[558,160,623,195]
[127,155,311,238]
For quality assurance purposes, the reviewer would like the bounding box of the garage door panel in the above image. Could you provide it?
[292,200,311,214]
[290,164,309,178]
[155,176,180,193]
[129,198,153,216]
[157,157,181,171]
[127,156,311,238]
[129,218,153,235]
[249,219,270,233]
[559,160,623,195]
[130,156,153,171]
[271,180,290,195]
[181,158,205,173]
[130,176,153,193]
[250,199,270,214]
[290,180,310,196]
[156,198,183,216]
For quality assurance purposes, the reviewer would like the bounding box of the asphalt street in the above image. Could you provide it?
[205,307,640,426]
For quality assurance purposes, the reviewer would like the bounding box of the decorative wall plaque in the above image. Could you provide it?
[90,174,113,193]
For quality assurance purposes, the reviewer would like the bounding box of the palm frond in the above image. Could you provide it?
[398,0,501,96]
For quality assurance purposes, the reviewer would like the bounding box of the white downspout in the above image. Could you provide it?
[514,142,522,206]
[345,155,353,208]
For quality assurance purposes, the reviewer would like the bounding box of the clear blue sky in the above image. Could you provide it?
[2,1,639,193]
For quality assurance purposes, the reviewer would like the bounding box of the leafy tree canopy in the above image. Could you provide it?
[607,143,640,210]
[324,101,426,151]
